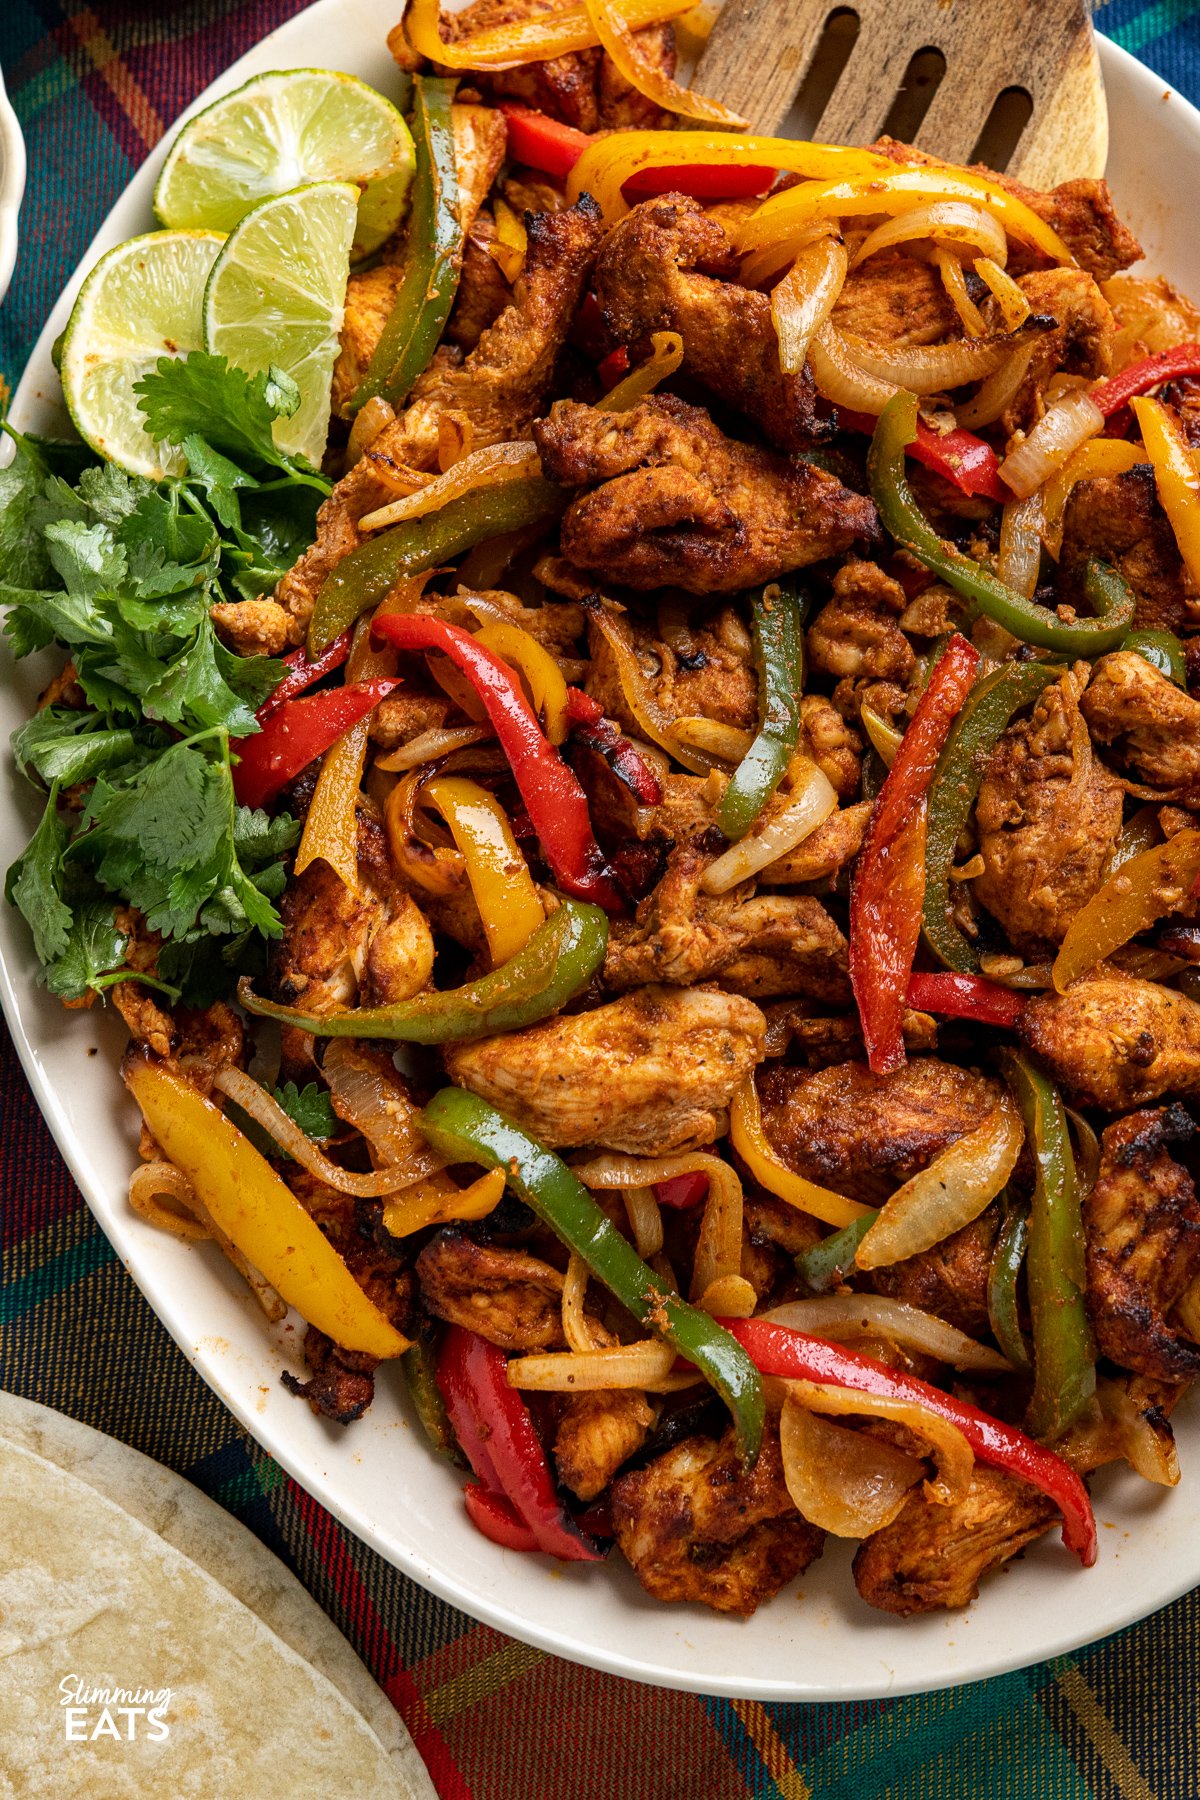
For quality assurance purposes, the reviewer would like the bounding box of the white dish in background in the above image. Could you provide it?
[0,61,26,305]
[4,8,1200,1700]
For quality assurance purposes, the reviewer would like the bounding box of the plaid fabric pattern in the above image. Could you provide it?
[2,5,1200,1794]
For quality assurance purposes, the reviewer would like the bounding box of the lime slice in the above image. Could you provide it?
[60,230,223,479]
[203,180,358,469]
[154,69,414,262]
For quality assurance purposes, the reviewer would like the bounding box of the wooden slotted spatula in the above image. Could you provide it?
[693,0,1107,187]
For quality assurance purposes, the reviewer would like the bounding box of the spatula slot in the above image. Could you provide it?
[878,45,947,146]
[969,85,1035,172]
[782,8,862,141]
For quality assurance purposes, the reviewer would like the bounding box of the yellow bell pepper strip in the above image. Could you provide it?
[730,1076,874,1230]
[295,614,397,890]
[597,329,684,413]
[1052,829,1200,994]
[123,1056,410,1358]
[238,898,608,1042]
[715,580,808,842]
[566,130,896,220]
[869,392,1135,654]
[421,774,546,965]
[309,477,565,655]
[471,618,570,745]
[403,0,692,70]
[735,165,1075,267]
[1000,1051,1096,1443]
[488,196,527,283]
[417,1088,766,1465]
[1130,395,1200,589]
[1120,626,1187,686]
[583,0,747,128]
[384,767,468,896]
[350,77,461,416]
[382,1167,506,1237]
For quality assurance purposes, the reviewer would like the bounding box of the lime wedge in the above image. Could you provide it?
[59,230,223,479]
[202,181,358,469]
[154,69,414,262]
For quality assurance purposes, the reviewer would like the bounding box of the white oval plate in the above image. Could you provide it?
[6,12,1200,1700]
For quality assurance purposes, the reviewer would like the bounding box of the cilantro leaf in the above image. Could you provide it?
[274,1081,337,1142]
[45,902,130,1002]
[11,709,150,786]
[133,353,321,481]
[0,432,53,589]
[6,788,72,965]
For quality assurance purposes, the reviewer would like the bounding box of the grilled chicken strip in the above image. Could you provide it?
[1000,268,1114,431]
[852,1467,1058,1615]
[534,394,878,594]
[277,195,604,635]
[584,600,758,733]
[593,193,824,450]
[611,1426,824,1615]
[1080,649,1200,791]
[554,1390,656,1501]
[444,984,767,1154]
[1084,1106,1200,1380]
[1019,974,1200,1110]
[415,1230,567,1351]
[806,558,917,688]
[1060,466,1198,634]
[867,1212,999,1341]
[973,665,1124,953]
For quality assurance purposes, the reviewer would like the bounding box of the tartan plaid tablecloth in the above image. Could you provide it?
[3,4,1200,1795]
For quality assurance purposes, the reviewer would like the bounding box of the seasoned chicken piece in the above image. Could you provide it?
[415,1230,566,1350]
[611,1425,824,1615]
[852,1467,1058,1615]
[1080,650,1200,791]
[1103,273,1200,362]
[444,984,767,1154]
[756,1057,1005,1206]
[210,598,292,657]
[806,558,916,687]
[1062,1372,1184,1482]
[1001,268,1115,431]
[1019,974,1200,1110]
[433,0,674,130]
[277,197,603,636]
[369,685,453,751]
[332,104,507,415]
[866,1211,999,1340]
[444,212,512,353]
[973,666,1124,953]
[760,1004,939,1068]
[584,601,758,733]
[283,1330,378,1426]
[535,394,877,594]
[1085,1105,1200,1381]
[761,800,871,886]
[1059,466,1198,634]
[271,810,434,1014]
[603,836,851,1002]
[797,694,864,800]
[553,1390,656,1500]
[114,993,245,1092]
[580,754,719,846]
[833,248,958,347]
[593,193,823,451]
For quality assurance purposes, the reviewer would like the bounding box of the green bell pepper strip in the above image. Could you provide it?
[1119,626,1186,686]
[238,899,607,1042]
[715,580,808,841]
[868,392,1135,654]
[350,76,462,415]
[1000,1051,1096,1441]
[402,1339,467,1468]
[308,477,565,655]
[987,1188,1031,1372]
[922,660,1061,973]
[795,1214,877,1294]
[416,1087,766,1466]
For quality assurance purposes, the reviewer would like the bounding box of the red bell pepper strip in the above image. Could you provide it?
[850,633,980,1074]
[256,629,353,721]
[722,1317,1097,1567]
[623,163,775,200]
[463,1483,539,1551]
[1089,344,1200,418]
[597,345,631,388]
[499,104,591,179]
[436,1325,604,1561]
[566,686,663,805]
[906,970,1028,1028]
[232,679,399,811]
[375,615,621,907]
[839,410,1006,502]
[654,1171,710,1210]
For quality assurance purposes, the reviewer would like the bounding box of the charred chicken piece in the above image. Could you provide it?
[832,247,958,348]
[444,983,767,1154]
[554,1389,656,1501]
[1080,649,1200,791]
[1084,1105,1200,1380]
[611,1424,824,1615]
[806,558,916,688]
[1019,974,1200,1111]
[593,193,823,450]
[865,1211,999,1341]
[584,601,758,733]
[973,665,1124,954]
[1060,466,1198,635]
[534,394,878,594]
[1000,268,1115,431]
[415,1230,568,1350]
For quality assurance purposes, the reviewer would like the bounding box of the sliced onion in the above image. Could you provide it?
[690,1160,745,1302]
[762,1297,1011,1372]
[508,1340,678,1392]
[809,321,899,414]
[935,248,986,338]
[998,491,1045,599]
[488,195,527,284]
[697,1274,758,1318]
[321,1041,445,1182]
[771,234,849,375]
[998,389,1106,499]
[128,1160,209,1242]
[345,395,396,469]
[700,753,838,894]
[571,1151,727,1188]
[1066,1108,1101,1199]
[782,1377,975,1507]
[587,606,722,775]
[849,201,1008,271]
[859,700,903,768]
[838,327,1025,395]
[599,329,684,412]
[562,1251,602,1353]
[854,1095,1024,1271]
[212,1066,433,1197]
[374,725,492,772]
[671,716,753,764]
[358,441,541,532]
[623,1185,664,1259]
[955,338,1039,429]
[779,1394,925,1537]
[1067,1376,1180,1487]
[974,257,1031,330]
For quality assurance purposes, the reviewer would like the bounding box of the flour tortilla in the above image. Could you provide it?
[0,1394,435,1799]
